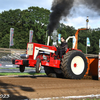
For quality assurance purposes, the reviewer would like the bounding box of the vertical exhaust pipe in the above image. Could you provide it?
[47,36,50,46]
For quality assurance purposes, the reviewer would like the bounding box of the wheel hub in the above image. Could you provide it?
[74,63,77,67]
[71,56,85,75]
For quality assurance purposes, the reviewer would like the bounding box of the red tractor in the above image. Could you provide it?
[12,28,88,79]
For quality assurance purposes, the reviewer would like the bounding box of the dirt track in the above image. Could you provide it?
[0,75,100,100]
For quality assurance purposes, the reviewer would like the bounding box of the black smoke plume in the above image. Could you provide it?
[84,0,100,10]
[75,0,100,12]
[47,0,100,36]
[47,0,74,36]
[74,0,100,16]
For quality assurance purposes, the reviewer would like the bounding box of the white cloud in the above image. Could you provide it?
[62,17,86,29]
[62,16,100,29]
[89,18,100,28]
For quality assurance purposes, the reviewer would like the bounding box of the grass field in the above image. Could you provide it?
[0,72,46,76]
[0,67,35,69]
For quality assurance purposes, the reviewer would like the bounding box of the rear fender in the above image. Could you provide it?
[65,48,82,53]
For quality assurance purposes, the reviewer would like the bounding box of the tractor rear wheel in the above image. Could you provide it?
[44,67,64,78]
[61,50,88,79]
[20,65,25,72]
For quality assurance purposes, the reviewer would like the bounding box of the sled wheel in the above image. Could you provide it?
[61,50,88,79]
[36,58,42,73]
[20,65,25,72]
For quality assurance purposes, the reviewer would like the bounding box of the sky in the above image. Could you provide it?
[0,0,100,29]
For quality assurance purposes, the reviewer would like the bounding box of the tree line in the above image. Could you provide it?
[0,6,100,54]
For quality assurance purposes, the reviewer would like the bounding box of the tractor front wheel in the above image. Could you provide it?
[19,65,25,72]
[36,58,42,73]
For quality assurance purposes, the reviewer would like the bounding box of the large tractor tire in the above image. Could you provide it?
[20,65,25,72]
[61,50,88,79]
[44,67,64,78]
[36,58,42,73]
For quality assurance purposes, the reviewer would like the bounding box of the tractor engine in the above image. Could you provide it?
[26,43,56,60]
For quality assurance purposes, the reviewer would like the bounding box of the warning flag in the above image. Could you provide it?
[87,37,90,47]
[10,28,14,46]
[58,34,61,44]
[29,30,33,43]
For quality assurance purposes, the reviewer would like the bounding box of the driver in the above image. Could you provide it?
[55,36,68,60]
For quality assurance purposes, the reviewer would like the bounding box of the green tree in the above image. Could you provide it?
[0,7,50,49]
